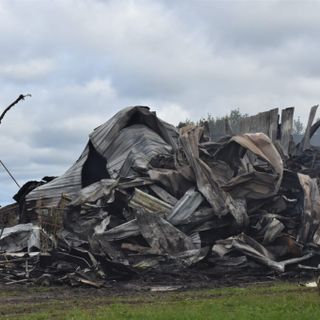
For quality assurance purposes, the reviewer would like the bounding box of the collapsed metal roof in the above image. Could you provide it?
[1,105,320,287]
[26,106,179,207]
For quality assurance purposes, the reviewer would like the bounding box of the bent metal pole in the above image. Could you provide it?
[0,94,31,190]
[0,160,20,188]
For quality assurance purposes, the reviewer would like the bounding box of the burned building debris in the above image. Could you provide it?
[1,105,320,287]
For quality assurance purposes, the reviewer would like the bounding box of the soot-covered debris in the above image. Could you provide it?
[1,105,320,287]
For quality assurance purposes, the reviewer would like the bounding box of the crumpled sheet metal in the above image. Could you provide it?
[166,187,203,225]
[26,106,179,211]
[179,126,227,214]
[222,171,279,200]
[129,188,173,215]
[70,179,118,206]
[213,233,313,273]
[101,219,140,241]
[179,126,249,226]
[105,124,173,179]
[89,106,179,158]
[149,184,178,206]
[0,223,40,252]
[297,173,320,244]
[136,211,196,255]
[259,216,285,245]
[220,133,283,200]
[6,105,320,287]
[148,168,193,198]
[231,133,283,178]
[299,105,318,152]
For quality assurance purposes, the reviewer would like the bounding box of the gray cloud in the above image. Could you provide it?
[1,0,320,204]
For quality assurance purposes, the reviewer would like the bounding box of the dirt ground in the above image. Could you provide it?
[0,281,315,319]
[0,265,316,319]
[0,276,268,304]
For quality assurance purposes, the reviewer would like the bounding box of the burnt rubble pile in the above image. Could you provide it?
[1,106,320,287]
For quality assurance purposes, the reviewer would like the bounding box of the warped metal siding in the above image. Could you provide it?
[89,106,179,159]
[106,124,173,178]
[25,107,179,209]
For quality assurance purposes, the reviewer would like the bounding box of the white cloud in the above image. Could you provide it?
[157,103,191,126]
[0,59,54,81]
[1,0,320,204]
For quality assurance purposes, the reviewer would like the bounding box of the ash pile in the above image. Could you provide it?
[1,105,320,288]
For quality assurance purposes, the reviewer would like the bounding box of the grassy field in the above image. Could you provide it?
[0,282,319,319]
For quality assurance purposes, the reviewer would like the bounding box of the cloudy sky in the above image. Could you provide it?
[1,0,320,204]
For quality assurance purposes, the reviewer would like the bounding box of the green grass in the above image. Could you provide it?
[1,282,320,319]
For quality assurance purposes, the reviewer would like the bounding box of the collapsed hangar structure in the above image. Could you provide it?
[1,105,320,287]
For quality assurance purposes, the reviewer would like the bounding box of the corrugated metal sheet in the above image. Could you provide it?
[206,107,294,154]
[280,107,294,156]
[90,106,178,158]
[129,188,173,214]
[106,124,173,179]
[25,107,179,209]
[239,108,279,142]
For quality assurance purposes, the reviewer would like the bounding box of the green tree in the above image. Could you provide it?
[178,108,249,132]
[226,108,248,132]
[293,117,304,135]
[177,119,194,129]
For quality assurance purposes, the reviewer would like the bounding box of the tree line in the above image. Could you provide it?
[178,108,305,136]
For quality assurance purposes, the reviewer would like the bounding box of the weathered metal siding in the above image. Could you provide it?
[25,107,179,209]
